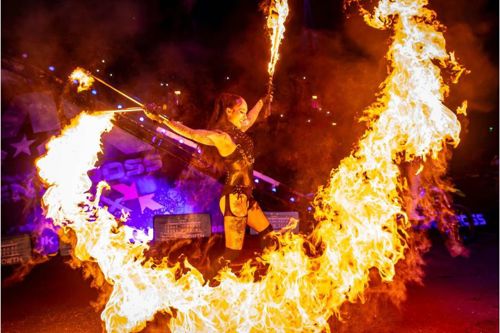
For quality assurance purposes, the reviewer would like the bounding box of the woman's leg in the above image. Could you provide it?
[247,201,270,232]
[203,194,249,281]
[247,202,274,248]
[219,194,249,251]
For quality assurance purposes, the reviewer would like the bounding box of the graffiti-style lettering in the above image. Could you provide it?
[101,162,125,181]
[124,158,145,177]
[99,154,163,181]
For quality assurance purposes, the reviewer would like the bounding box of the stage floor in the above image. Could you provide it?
[2,230,498,333]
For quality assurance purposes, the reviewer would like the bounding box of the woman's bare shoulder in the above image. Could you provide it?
[209,130,236,155]
[210,130,231,141]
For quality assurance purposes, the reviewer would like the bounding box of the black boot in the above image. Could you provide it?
[220,247,241,262]
[204,248,241,283]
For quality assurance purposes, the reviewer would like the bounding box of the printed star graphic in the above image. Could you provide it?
[11,135,36,158]
[112,183,139,201]
[138,194,164,213]
[100,195,132,215]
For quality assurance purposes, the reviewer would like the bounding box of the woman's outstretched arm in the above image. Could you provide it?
[242,99,264,132]
[144,111,217,146]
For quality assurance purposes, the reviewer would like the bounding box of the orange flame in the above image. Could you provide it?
[69,67,95,92]
[265,0,289,78]
[36,0,466,332]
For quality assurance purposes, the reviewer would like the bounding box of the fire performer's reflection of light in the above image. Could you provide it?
[145,91,273,278]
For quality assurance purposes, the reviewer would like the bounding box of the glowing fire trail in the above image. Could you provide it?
[87,107,145,114]
[69,68,95,93]
[264,0,289,78]
[262,0,289,116]
[69,68,145,108]
[37,0,466,332]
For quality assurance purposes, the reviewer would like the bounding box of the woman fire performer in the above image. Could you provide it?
[144,92,274,276]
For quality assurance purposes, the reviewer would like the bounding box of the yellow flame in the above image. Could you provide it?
[457,100,468,116]
[36,0,466,332]
[266,0,289,77]
[69,67,95,92]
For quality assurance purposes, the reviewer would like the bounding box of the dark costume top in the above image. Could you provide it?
[219,124,256,214]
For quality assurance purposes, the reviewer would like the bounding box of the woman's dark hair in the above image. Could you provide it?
[199,93,244,177]
[207,92,244,130]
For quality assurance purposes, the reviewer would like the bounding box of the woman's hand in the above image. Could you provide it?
[260,90,273,118]
[261,91,273,106]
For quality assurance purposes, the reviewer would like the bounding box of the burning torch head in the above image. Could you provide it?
[268,7,279,23]
[69,67,94,93]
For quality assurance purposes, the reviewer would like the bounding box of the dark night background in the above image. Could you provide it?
[1,0,498,229]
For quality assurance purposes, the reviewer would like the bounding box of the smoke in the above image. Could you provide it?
[445,23,498,113]
[3,0,143,68]
[256,0,496,196]
[3,0,496,195]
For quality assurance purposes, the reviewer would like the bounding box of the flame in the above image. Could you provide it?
[265,0,289,78]
[457,100,468,116]
[69,67,95,92]
[36,0,466,332]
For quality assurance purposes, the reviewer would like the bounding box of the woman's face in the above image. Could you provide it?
[226,99,248,129]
